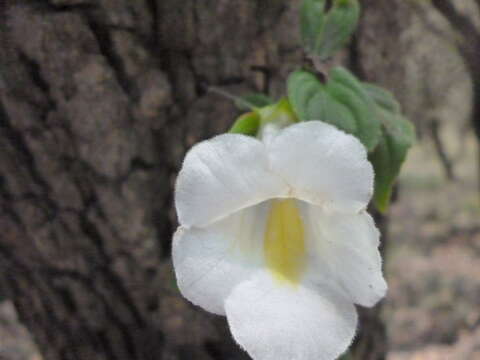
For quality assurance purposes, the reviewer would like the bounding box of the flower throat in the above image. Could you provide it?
[264,199,306,285]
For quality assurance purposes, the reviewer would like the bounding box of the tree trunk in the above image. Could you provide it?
[0,1,412,359]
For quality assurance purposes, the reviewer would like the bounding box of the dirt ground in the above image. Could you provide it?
[1,130,479,360]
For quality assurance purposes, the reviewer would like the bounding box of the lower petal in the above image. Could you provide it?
[225,271,358,360]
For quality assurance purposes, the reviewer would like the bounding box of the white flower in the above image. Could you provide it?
[172,121,387,360]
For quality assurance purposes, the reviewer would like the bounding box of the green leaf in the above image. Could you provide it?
[287,68,381,150]
[287,70,324,120]
[235,93,275,111]
[360,78,414,212]
[306,90,358,133]
[317,0,360,60]
[326,67,381,150]
[229,112,261,136]
[369,110,415,213]
[326,70,381,151]
[362,82,401,114]
[287,70,356,131]
[300,0,327,52]
[329,67,370,102]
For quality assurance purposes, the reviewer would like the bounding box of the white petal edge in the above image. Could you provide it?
[268,121,374,213]
[225,271,358,360]
[172,202,270,315]
[175,134,288,228]
[301,204,387,307]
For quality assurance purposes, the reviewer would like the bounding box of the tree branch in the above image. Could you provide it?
[429,117,456,181]
[409,1,456,44]
[430,0,480,77]
[430,0,478,39]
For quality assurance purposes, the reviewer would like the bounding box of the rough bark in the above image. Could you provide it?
[0,1,412,359]
[0,1,299,359]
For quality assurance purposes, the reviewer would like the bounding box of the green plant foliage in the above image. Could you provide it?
[287,68,381,151]
[369,109,415,213]
[362,83,401,114]
[307,90,358,133]
[318,0,360,60]
[235,93,275,111]
[286,70,324,121]
[326,69,381,151]
[300,0,360,60]
[300,0,326,53]
[329,67,371,102]
[331,67,415,212]
[229,112,261,136]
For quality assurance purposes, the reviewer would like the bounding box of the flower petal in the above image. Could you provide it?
[175,134,288,227]
[301,204,387,307]
[172,203,270,315]
[225,271,357,360]
[268,121,374,213]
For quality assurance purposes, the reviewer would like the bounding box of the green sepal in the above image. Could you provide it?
[300,0,327,53]
[317,0,360,60]
[369,110,415,213]
[259,98,299,127]
[229,98,297,137]
[229,112,261,136]
[235,93,275,111]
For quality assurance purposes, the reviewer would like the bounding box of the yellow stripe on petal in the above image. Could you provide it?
[264,199,306,285]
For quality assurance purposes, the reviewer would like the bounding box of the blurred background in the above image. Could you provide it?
[0,0,479,359]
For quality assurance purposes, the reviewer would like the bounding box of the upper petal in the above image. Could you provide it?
[268,121,374,213]
[172,202,270,315]
[225,271,358,360]
[175,134,288,227]
[301,204,387,307]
